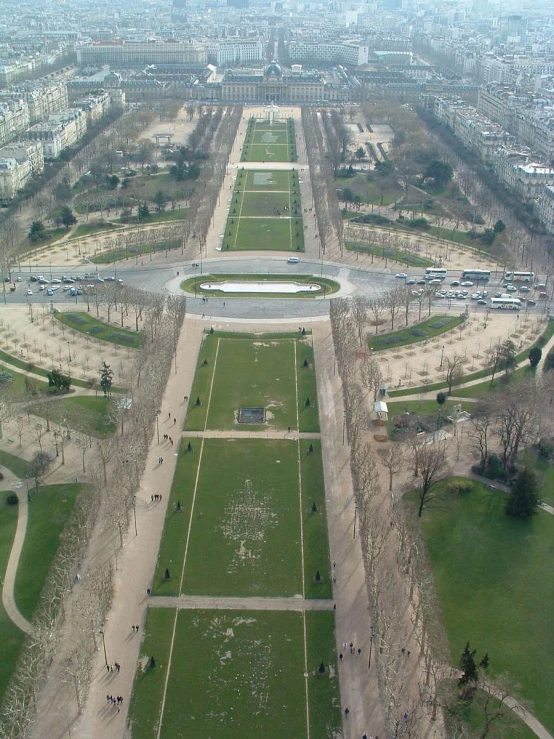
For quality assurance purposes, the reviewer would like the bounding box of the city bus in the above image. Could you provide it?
[490,297,521,310]
[425,267,447,280]
[461,269,491,281]
[504,271,535,282]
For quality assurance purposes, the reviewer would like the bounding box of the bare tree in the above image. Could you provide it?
[411,440,450,517]
[384,287,404,331]
[360,355,383,402]
[470,400,493,470]
[444,353,465,394]
[368,297,386,335]
[379,445,405,491]
[351,296,368,346]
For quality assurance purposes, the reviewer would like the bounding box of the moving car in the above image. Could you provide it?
[395,273,407,279]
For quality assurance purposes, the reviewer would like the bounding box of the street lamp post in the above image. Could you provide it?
[99,626,108,667]
[67,341,71,363]
[155,411,160,444]
[132,495,138,537]
[54,431,59,457]
[353,503,358,540]
[439,345,445,369]
[342,410,346,446]
[368,625,375,670]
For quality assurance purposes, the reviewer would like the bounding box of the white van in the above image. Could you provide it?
[287,257,299,264]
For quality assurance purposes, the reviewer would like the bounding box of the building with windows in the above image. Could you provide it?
[207,39,264,67]
[537,185,554,234]
[0,141,43,198]
[492,149,554,201]
[0,98,30,147]
[287,41,369,67]
[25,108,87,158]
[77,42,207,68]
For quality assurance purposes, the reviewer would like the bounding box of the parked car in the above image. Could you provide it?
[26,289,33,295]
[406,279,415,285]
[450,280,460,286]
[528,299,537,306]
[477,299,487,305]
[461,280,474,287]
[395,272,407,279]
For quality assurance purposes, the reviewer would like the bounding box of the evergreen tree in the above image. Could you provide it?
[506,467,539,518]
[100,361,114,397]
[459,642,479,685]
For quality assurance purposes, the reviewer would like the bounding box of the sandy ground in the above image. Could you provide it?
[0,303,140,387]
[370,310,546,391]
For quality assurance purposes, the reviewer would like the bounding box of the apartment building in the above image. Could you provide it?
[0,141,43,198]
[492,149,554,201]
[287,40,369,67]
[25,108,87,158]
[0,98,30,146]
[77,42,207,67]
[207,39,264,67]
[537,185,554,233]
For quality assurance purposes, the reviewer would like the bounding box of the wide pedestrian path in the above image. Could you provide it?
[149,595,335,612]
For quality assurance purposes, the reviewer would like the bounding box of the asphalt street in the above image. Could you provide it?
[2,257,547,320]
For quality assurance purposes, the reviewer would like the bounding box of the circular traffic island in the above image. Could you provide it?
[180,274,340,299]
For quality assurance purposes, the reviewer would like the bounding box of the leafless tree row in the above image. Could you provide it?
[0,292,186,737]
[183,106,242,255]
[330,297,426,736]
[301,108,344,255]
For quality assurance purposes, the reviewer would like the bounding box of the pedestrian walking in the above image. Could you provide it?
[333,560,336,569]
[357,648,361,656]
[168,412,171,419]
[173,418,176,425]
[344,707,350,717]
[339,653,343,661]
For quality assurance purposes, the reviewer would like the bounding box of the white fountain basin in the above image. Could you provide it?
[199,281,321,294]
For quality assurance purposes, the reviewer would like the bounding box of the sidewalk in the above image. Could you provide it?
[32,319,205,739]
[312,323,386,738]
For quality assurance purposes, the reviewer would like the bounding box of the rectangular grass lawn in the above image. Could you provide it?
[162,610,306,739]
[416,482,554,733]
[251,128,289,145]
[243,143,294,163]
[152,439,201,596]
[181,439,303,597]
[207,338,297,430]
[239,190,292,217]
[238,169,294,191]
[230,216,301,252]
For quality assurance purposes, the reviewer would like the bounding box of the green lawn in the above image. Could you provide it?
[0,348,90,389]
[386,398,473,438]
[170,439,303,597]
[0,449,30,478]
[186,336,318,432]
[346,241,433,268]
[207,338,297,431]
[296,342,320,432]
[237,170,295,191]
[225,216,303,252]
[306,611,342,738]
[130,608,340,739]
[370,315,463,351]
[251,128,289,145]
[335,172,402,205]
[29,396,117,437]
[0,492,25,704]
[153,438,331,599]
[239,190,294,218]
[301,440,331,598]
[180,274,340,300]
[412,480,554,733]
[14,483,82,621]
[242,143,295,163]
[55,312,144,348]
[132,610,307,739]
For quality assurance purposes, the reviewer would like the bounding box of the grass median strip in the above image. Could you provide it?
[181,274,339,299]
[55,312,144,348]
[370,315,463,352]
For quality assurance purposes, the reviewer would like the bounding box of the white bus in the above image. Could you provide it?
[462,269,491,281]
[425,267,447,280]
[504,271,535,282]
[490,297,521,310]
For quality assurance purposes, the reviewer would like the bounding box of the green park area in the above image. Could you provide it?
[346,241,433,268]
[223,168,303,252]
[240,118,297,163]
[369,315,463,351]
[55,312,144,348]
[411,480,554,734]
[129,609,339,739]
[0,479,83,706]
[130,330,338,738]
[28,396,117,437]
[180,273,340,300]
[185,334,319,432]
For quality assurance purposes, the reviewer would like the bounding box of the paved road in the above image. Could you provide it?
[6,257,545,322]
